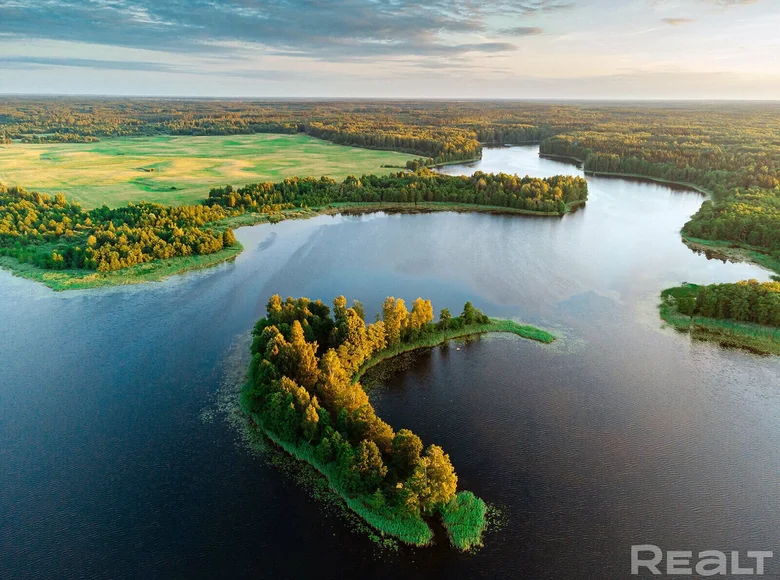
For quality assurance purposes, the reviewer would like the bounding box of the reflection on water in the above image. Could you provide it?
[1,146,778,579]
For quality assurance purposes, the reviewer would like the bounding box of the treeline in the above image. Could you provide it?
[207,169,588,215]
[0,184,237,272]
[244,294,491,545]
[20,133,100,144]
[683,190,780,255]
[670,281,780,328]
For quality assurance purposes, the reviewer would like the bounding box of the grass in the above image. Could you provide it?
[355,318,556,382]
[0,134,415,208]
[440,491,488,551]
[660,284,780,356]
[0,242,243,291]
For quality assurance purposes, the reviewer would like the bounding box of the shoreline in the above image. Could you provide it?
[584,170,712,197]
[354,318,556,383]
[0,200,575,291]
[538,152,780,277]
[539,152,712,196]
[241,408,436,547]
[660,286,780,356]
[681,235,780,276]
[0,242,244,291]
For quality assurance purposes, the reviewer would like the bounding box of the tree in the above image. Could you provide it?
[350,440,388,493]
[437,308,452,330]
[408,298,434,333]
[408,445,458,513]
[462,301,477,325]
[392,429,423,479]
[302,401,320,442]
[382,297,408,346]
[335,308,371,375]
[290,320,320,390]
[352,299,365,321]
[316,349,351,409]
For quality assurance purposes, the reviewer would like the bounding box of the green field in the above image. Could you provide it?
[0,134,415,208]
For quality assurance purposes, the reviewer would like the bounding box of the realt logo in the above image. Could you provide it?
[631,545,774,576]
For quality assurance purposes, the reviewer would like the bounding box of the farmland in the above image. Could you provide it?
[0,133,415,208]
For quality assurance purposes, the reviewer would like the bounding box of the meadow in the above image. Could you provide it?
[0,134,415,208]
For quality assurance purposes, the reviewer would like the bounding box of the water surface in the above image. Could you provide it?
[1,146,778,579]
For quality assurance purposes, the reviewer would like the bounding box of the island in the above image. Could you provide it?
[660,281,780,355]
[241,294,555,550]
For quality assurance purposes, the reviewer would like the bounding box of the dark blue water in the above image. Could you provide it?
[1,146,778,579]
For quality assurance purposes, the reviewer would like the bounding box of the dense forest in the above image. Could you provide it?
[668,281,780,328]
[206,170,588,215]
[0,170,583,274]
[0,184,236,272]
[243,294,496,548]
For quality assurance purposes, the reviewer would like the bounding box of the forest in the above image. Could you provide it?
[0,184,236,272]
[667,280,780,328]
[242,294,509,549]
[206,170,588,215]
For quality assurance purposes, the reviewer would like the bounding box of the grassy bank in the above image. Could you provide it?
[355,318,556,382]
[0,242,243,291]
[682,235,780,276]
[660,285,780,356]
[316,200,570,217]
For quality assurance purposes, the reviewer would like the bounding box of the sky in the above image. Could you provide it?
[0,0,777,99]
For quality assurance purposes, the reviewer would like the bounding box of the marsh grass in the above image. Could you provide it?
[355,318,555,382]
[440,491,488,551]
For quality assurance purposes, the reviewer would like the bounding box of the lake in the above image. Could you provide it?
[1,146,778,579]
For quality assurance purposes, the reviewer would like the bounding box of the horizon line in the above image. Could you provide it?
[1,93,780,103]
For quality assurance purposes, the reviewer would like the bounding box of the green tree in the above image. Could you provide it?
[392,428,423,479]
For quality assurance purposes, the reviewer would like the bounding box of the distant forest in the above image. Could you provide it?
[2,99,778,262]
[2,99,779,326]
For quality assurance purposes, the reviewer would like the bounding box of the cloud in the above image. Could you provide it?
[0,0,538,62]
[497,26,545,36]
[661,17,696,25]
[703,0,758,4]
[0,56,174,72]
